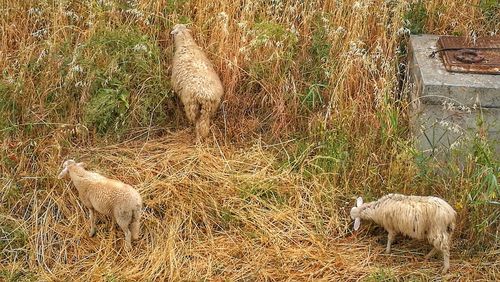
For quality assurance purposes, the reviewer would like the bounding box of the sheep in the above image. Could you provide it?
[58,159,142,249]
[350,193,457,273]
[171,23,223,142]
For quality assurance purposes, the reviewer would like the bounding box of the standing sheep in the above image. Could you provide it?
[58,160,142,249]
[171,23,223,142]
[350,193,457,273]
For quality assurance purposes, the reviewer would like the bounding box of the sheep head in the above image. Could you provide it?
[171,24,189,36]
[350,197,363,231]
[58,159,85,179]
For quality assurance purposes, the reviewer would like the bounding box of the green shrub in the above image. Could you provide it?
[78,27,170,134]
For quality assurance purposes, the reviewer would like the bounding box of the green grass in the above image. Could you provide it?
[404,0,428,34]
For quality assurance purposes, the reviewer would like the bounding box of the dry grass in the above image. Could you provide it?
[2,133,499,281]
[1,0,499,281]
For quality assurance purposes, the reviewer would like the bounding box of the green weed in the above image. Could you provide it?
[78,27,170,134]
[239,181,286,206]
[0,82,20,135]
[404,1,428,34]
[0,217,28,261]
[365,268,397,282]
[0,269,36,282]
[479,0,500,27]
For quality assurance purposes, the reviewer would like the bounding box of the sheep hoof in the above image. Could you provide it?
[89,229,96,237]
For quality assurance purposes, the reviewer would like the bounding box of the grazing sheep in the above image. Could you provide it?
[171,23,223,142]
[58,160,142,249]
[350,193,457,273]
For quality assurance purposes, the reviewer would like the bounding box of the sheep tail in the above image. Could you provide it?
[130,206,141,241]
[447,220,456,234]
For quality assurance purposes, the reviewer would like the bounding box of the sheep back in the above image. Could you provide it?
[360,194,456,241]
[68,166,142,216]
[171,31,223,117]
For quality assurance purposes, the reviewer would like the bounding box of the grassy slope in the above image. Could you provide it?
[1,0,498,280]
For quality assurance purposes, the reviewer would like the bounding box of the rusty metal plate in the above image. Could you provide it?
[437,35,500,74]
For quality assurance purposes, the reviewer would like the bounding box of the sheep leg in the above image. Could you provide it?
[195,103,212,142]
[442,247,450,274]
[116,211,133,250]
[89,208,97,237]
[130,209,141,241]
[386,231,396,254]
[431,235,451,274]
[424,248,438,259]
[184,101,200,124]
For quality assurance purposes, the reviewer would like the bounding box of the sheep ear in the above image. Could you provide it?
[354,217,361,230]
[76,162,85,168]
[356,197,363,207]
[58,167,68,179]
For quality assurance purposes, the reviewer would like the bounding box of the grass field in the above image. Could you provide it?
[1,0,499,280]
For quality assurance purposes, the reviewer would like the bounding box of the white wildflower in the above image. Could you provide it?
[335,26,346,35]
[32,28,48,38]
[450,140,461,150]
[442,101,456,111]
[458,105,471,114]
[64,10,80,21]
[125,8,143,18]
[352,1,363,10]
[352,0,371,10]
[397,27,410,36]
[71,65,83,73]
[217,12,228,22]
[452,126,461,134]
[439,120,450,128]
[133,43,148,52]
[28,7,42,16]
[237,21,247,29]
[347,40,366,57]
[217,12,229,34]
[97,0,110,7]
[36,49,48,64]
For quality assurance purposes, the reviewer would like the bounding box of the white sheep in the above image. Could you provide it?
[58,160,142,249]
[171,23,223,142]
[350,193,457,273]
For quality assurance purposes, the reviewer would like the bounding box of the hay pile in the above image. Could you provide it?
[1,132,498,280]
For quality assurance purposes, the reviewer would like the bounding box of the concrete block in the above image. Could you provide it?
[409,104,500,156]
[409,35,500,108]
[408,35,500,157]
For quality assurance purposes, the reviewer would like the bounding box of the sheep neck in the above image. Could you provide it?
[174,32,198,49]
[67,166,98,195]
[358,201,380,222]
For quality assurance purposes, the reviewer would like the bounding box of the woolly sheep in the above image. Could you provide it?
[58,160,142,249]
[350,193,457,273]
[171,23,223,142]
